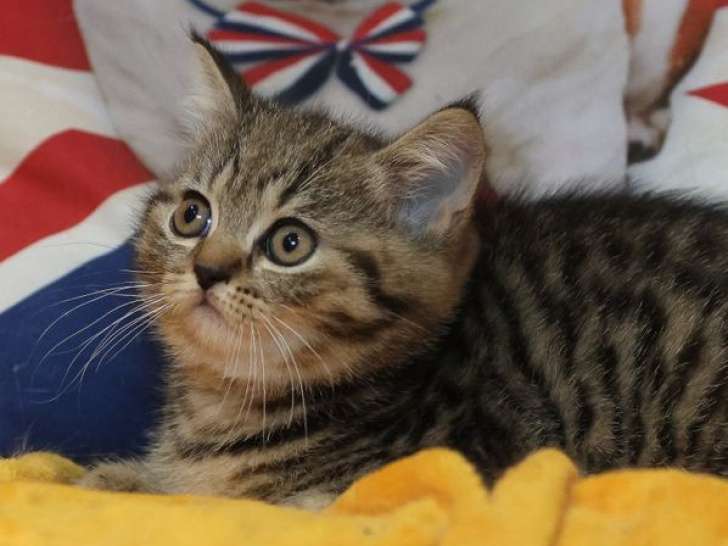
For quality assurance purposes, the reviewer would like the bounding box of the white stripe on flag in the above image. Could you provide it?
[0,56,116,182]
[225,11,323,44]
[362,41,423,56]
[251,52,326,97]
[365,9,414,39]
[0,182,155,314]
[213,40,312,55]
[349,52,396,104]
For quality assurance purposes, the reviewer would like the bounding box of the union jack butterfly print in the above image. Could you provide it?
[194,0,435,109]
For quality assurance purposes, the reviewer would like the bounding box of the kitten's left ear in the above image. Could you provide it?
[374,103,486,237]
[184,34,249,130]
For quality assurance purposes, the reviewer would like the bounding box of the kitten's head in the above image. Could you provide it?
[135,38,486,391]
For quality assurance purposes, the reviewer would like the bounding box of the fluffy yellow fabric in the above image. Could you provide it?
[2,449,728,545]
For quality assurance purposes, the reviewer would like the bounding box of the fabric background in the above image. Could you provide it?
[0,0,162,462]
[2,0,728,462]
[75,0,630,196]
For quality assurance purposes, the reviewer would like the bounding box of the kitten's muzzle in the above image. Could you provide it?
[192,233,244,291]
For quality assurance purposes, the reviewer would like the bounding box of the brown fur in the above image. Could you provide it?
[79,39,728,506]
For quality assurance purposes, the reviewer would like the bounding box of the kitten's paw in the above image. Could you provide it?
[281,489,336,511]
[75,461,150,493]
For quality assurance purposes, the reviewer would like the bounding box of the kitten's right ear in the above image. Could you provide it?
[184,33,248,131]
[374,104,486,238]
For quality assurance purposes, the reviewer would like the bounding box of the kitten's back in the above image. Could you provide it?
[466,193,728,475]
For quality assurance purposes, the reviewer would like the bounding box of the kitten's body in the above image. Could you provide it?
[87,194,728,503]
[80,40,728,504]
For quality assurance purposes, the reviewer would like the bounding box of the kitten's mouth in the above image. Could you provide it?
[197,300,222,318]
[190,295,231,332]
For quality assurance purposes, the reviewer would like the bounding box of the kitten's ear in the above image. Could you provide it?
[374,103,486,237]
[183,33,248,131]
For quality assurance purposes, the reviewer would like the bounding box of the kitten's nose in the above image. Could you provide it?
[193,233,243,290]
[194,264,232,291]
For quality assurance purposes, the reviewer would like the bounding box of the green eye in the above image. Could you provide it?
[171,191,212,238]
[264,219,317,267]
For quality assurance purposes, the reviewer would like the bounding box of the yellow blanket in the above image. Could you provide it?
[2,449,728,546]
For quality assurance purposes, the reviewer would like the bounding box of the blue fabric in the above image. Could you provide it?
[0,242,164,464]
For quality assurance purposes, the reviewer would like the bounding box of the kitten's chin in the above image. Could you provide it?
[187,301,239,345]
[191,301,228,330]
[162,298,321,386]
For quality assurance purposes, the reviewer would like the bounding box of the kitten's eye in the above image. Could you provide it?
[264,219,316,267]
[171,191,212,238]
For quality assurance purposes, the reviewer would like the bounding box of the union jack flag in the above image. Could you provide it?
[0,0,162,461]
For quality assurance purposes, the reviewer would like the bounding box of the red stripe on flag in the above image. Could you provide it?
[0,0,89,70]
[240,2,339,43]
[688,82,728,108]
[360,52,411,94]
[243,53,316,86]
[207,29,310,46]
[0,130,152,261]
[354,3,406,40]
[366,29,426,46]
[717,0,728,8]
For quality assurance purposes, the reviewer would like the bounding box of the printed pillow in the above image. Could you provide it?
[76,0,631,195]
[0,0,163,462]
[629,4,728,200]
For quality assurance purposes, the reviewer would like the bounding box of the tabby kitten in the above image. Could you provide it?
[80,38,728,507]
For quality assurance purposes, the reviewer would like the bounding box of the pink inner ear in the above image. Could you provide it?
[377,108,487,234]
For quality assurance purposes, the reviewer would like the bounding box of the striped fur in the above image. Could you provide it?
[79,41,728,506]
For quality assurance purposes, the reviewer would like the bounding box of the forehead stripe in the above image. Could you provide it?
[276,132,350,208]
[147,188,175,206]
[207,141,241,189]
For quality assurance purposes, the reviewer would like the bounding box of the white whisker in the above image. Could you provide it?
[33,296,156,376]
[91,303,169,371]
[242,320,259,428]
[41,299,166,403]
[260,315,296,427]
[272,314,335,386]
[217,324,245,421]
[46,282,150,307]
[265,316,308,441]
[77,304,170,393]
[36,287,148,347]
[253,323,267,440]
[85,296,166,362]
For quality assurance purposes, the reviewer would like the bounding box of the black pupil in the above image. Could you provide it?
[184,203,199,224]
[282,231,299,253]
